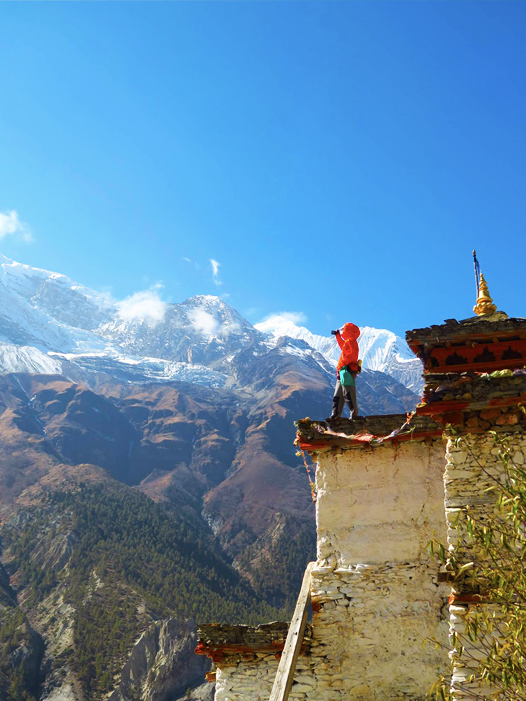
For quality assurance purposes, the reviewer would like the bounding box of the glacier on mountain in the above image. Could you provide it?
[0,254,112,353]
[0,254,422,397]
[51,351,228,387]
[0,255,260,384]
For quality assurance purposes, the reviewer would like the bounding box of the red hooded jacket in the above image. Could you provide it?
[336,323,360,375]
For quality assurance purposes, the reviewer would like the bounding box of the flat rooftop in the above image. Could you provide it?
[295,413,443,453]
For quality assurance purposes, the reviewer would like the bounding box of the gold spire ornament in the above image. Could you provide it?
[473,273,497,316]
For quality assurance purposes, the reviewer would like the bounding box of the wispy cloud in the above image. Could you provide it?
[182,256,200,270]
[116,288,167,325]
[188,308,219,335]
[266,311,308,325]
[0,210,33,243]
[210,258,222,286]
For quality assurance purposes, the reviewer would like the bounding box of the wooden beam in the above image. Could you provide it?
[269,561,315,701]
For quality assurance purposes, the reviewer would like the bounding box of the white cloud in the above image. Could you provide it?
[188,308,219,335]
[116,289,167,325]
[182,256,200,270]
[210,258,222,286]
[266,311,308,325]
[0,210,33,243]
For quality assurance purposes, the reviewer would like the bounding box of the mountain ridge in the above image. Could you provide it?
[255,314,424,394]
[0,254,423,397]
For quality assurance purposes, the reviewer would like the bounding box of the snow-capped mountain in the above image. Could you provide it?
[357,326,424,394]
[0,255,261,385]
[0,254,113,352]
[98,294,261,368]
[255,315,338,361]
[255,315,424,395]
[0,255,335,389]
[0,254,422,401]
[0,341,63,375]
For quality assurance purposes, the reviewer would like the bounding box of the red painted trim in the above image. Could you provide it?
[416,395,526,416]
[426,358,526,374]
[398,430,444,442]
[423,339,526,374]
[271,639,286,648]
[488,394,526,407]
[298,441,331,451]
[299,430,443,452]
[417,401,470,416]
[449,594,485,605]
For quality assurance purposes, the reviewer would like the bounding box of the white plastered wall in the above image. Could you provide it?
[214,439,451,701]
[311,439,451,700]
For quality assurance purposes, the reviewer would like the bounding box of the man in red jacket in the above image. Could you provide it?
[326,322,361,421]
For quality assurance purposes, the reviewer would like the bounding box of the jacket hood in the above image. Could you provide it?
[341,323,360,340]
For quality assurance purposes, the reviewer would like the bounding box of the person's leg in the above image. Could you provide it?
[327,379,344,420]
[343,383,359,418]
[338,390,345,416]
[349,384,359,417]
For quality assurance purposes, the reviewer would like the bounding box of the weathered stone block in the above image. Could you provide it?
[480,408,501,420]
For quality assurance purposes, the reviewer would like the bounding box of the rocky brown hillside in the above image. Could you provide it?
[0,352,418,699]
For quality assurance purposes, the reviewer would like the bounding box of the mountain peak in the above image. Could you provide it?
[183,295,233,313]
[0,254,422,394]
[187,294,222,303]
[0,254,68,285]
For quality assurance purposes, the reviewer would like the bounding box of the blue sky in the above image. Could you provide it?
[1,1,525,338]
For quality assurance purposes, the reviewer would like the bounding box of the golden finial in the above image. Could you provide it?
[473,272,497,316]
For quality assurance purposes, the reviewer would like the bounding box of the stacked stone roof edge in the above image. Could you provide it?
[406,315,526,344]
[196,622,313,656]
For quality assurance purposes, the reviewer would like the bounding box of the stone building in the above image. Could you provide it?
[197,277,526,701]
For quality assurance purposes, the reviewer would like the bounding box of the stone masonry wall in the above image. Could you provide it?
[444,429,526,700]
[214,654,316,701]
